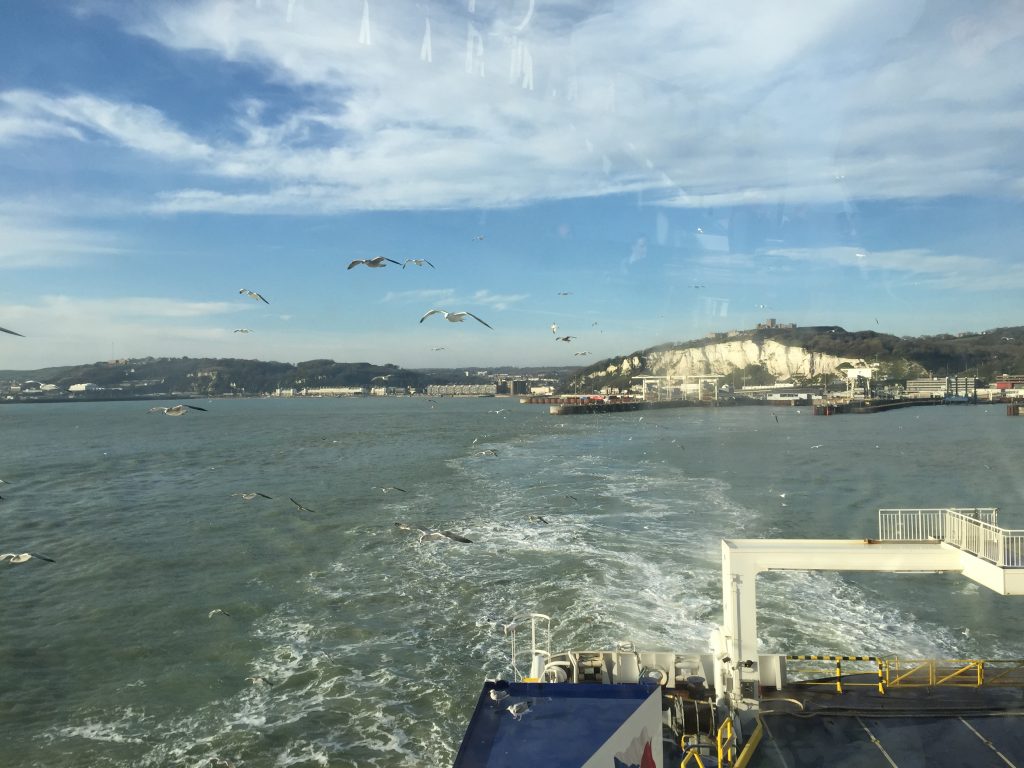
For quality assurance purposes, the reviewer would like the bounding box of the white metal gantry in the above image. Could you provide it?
[713,508,1024,720]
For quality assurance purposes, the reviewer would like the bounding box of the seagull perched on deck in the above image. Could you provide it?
[420,309,493,329]
[348,256,400,269]
[402,258,435,269]
[148,404,208,416]
[239,288,269,304]
[1,325,25,337]
[1,552,56,564]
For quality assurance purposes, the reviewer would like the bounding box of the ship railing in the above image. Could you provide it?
[785,655,885,695]
[885,658,1024,688]
[503,612,552,682]
[785,655,1024,694]
[877,507,1024,567]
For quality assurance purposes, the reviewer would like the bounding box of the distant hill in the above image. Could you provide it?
[574,325,1024,391]
[0,357,577,396]
[2,324,1022,396]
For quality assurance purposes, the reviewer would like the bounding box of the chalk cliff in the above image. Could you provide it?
[586,338,866,384]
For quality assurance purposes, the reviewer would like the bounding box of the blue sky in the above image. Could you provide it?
[1,1,1022,370]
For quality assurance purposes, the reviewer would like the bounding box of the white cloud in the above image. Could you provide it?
[4,1,1022,215]
[0,216,123,268]
[767,247,1024,291]
[0,90,211,160]
[471,290,529,311]
[381,288,456,304]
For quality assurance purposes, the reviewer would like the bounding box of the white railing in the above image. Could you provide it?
[878,508,1024,567]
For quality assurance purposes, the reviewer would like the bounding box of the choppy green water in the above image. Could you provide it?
[2,398,1022,766]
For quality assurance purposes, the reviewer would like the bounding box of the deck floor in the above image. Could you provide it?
[746,678,1024,768]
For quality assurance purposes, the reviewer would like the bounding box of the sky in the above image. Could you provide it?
[1,0,1023,370]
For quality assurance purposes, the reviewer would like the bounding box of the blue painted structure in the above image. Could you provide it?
[454,680,659,767]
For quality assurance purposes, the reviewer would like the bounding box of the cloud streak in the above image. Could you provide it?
[0,216,123,268]
[1,1,1015,216]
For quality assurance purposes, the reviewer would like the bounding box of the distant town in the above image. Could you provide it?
[3,320,1023,407]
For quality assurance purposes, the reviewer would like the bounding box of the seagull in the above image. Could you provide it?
[475,449,498,456]
[420,309,493,329]
[348,256,400,269]
[232,491,273,500]
[557,291,572,296]
[289,498,318,513]
[402,258,435,269]
[208,609,231,618]
[1,552,56,564]
[373,485,407,494]
[472,235,485,241]
[550,323,558,334]
[394,522,473,543]
[372,375,392,382]
[148,404,208,416]
[431,347,447,351]
[0,325,25,337]
[574,351,590,356]
[246,675,273,686]
[555,335,575,343]
[233,328,253,333]
[420,530,473,543]
[239,288,269,304]
[528,515,550,524]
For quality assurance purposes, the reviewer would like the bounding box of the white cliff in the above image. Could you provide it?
[588,339,866,382]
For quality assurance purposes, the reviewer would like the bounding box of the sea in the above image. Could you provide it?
[2,397,1023,767]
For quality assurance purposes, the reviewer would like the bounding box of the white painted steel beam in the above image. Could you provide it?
[713,537,1024,714]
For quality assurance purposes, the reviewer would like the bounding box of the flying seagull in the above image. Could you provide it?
[394,522,472,543]
[550,323,558,334]
[148,404,208,416]
[1,552,56,564]
[528,515,550,524]
[208,608,231,618]
[232,491,273,501]
[246,676,273,686]
[239,288,269,304]
[557,291,572,296]
[348,256,401,269]
[0,325,25,337]
[420,309,493,329]
[475,448,498,457]
[555,335,576,343]
[373,485,407,494]
[233,328,253,334]
[402,258,435,269]
[289,497,318,513]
